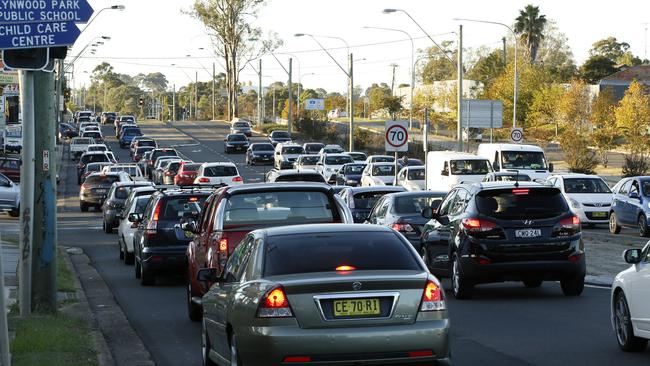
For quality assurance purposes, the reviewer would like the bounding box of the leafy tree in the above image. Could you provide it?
[579,56,618,84]
[514,4,547,63]
[615,80,650,155]
[418,40,457,83]
[466,50,505,89]
[325,93,346,112]
[525,84,564,141]
[535,21,576,82]
[590,87,619,166]
[590,37,632,62]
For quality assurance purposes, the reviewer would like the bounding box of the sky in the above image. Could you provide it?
[69,0,650,94]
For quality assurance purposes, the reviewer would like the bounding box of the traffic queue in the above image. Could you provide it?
[59,114,650,365]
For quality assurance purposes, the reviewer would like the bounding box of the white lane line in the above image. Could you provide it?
[59,226,102,230]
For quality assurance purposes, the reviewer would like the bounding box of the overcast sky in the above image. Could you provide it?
[70,0,650,93]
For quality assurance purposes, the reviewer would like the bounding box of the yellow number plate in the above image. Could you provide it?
[592,212,607,218]
[333,298,380,317]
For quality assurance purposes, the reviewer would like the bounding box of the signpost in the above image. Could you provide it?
[0,1,94,23]
[510,127,523,144]
[0,22,81,50]
[304,98,325,111]
[385,120,409,184]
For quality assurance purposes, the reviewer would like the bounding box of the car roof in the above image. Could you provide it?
[402,165,425,170]
[323,153,351,157]
[369,162,396,166]
[467,181,549,192]
[554,173,602,179]
[273,169,320,175]
[223,182,334,196]
[112,181,153,187]
[427,151,484,160]
[345,186,406,194]
[369,154,392,158]
[87,172,126,178]
[261,223,394,238]
[386,190,447,199]
[480,143,544,152]
[201,162,236,167]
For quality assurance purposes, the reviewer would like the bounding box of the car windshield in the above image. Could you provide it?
[501,151,548,170]
[394,194,445,214]
[353,191,394,209]
[275,174,325,183]
[223,191,338,227]
[563,178,611,194]
[407,168,425,180]
[234,122,249,128]
[305,144,324,152]
[325,156,353,165]
[228,135,247,141]
[263,231,420,277]
[74,138,92,145]
[493,174,531,182]
[272,131,290,138]
[252,144,274,152]
[203,166,238,177]
[372,156,394,163]
[372,165,395,176]
[110,166,140,176]
[476,188,568,219]
[180,163,201,172]
[81,154,109,164]
[83,132,101,138]
[138,140,156,147]
[160,196,208,220]
[344,164,365,174]
[449,160,491,175]
[84,175,120,186]
[282,147,304,154]
[299,156,319,164]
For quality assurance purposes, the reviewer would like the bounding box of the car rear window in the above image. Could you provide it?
[353,191,395,209]
[81,154,109,164]
[83,132,102,138]
[372,156,394,163]
[73,138,93,145]
[272,131,290,138]
[344,164,365,174]
[394,194,445,214]
[234,122,249,128]
[449,159,491,175]
[85,175,120,186]
[110,166,140,176]
[275,174,325,183]
[180,163,201,172]
[299,156,319,164]
[348,153,366,160]
[407,168,425,180]
[476,188,568,219]
[372,165,394,176]
[136,147,154,155]
[325,155,353,165]
[252,144,274,152]
[152,151,178,160]
[223,191,338,227]
[160,196,208,220]
[85,163,109,173]
[138,140,156,147]
[263,231,420,277]
[123,128,141,135]
[305,144,324,152]
[282,146,304,154]
[204,166,238,177]
[228,135,246,141]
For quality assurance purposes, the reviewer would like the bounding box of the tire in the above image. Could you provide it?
[188,280,202,322]
[229,333,241,366]
[140,264,155,286]
[523,279,543,288]
[609,212,621,234]
[8,207,19,218]
[124,251,134,265]
[638,215,649,237]
[119,241,124,260]
[104,220,112,234]
[80,203,89,212]
[201,318,219,366]
[420,245,430,269]
[134,259,141,279]
[614,291,648,352]
[560,275,584,296]
[451,253,473,299]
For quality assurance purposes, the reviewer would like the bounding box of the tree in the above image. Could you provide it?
[466,50,505,89]
[419,40,457,83]
[535,21,576,82]
[615,81,650,155]
[588,37,643,69]
[514,4,547,63]
[579,56,617,84]
[590,87,619,166]
[525,84,564,141]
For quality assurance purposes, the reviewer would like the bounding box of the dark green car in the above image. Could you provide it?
[199,224,450,366]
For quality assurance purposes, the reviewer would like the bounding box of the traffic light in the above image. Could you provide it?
[139,98,144,107]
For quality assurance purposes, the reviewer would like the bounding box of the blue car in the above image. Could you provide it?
[337,185,406,223]
[335,163,366,186]
[610,176,650,237]
[119,127,143,148]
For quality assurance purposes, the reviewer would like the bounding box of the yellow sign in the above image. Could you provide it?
[0,73,18,85]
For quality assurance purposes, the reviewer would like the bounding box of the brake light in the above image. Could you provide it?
[80,183,89,191]
[554,214,581,237]
[146,200,161,237]
[420,279,445,311]
[198,177,209,183]
[568,253,583,263]
[408,350,434,358]
[218,238,228,252]
[512,188,530,195]
[560,215,580,227]
[283,356,311,363]
[188,197,199,202]
[232,176,243,182]
[461,218,496,232]
[257,286,293,318]
[335,265,356,271]
[391,222,414,232]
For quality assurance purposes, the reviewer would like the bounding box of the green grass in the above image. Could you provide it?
[10,314,97,366]
[56,248,76,293]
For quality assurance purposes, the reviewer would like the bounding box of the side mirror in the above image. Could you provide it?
[197,268,220,283]
[128,213,142,223]
[548,163,554,173]
[492,161,499,171]
[317,162,323,165]
[440,170,449,176]
[623,249,643,264]
[629,191,640,199]
[421,207,437,219]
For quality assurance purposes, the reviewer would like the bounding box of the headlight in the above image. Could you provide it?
[569,198,581,209]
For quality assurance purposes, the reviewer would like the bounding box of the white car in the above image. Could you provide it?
[365,155,395,164]
[86,144,109,153]
[611,242,650,352]
[70,137,95,159]
[317,144,345,155]
[293,155,320,170]
[396,166,426,191]
[361,162,397,186]
[546,174,613,226]
[194,162,243,186]
[117,189,154,264]
[274,143,305,170]
[102,164,146,181]
[316,153,354,182]
[345,151,367,163]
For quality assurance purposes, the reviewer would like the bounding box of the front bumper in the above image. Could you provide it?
[231,317,450,366]
[574,208,609,224]
[80,193,108,205]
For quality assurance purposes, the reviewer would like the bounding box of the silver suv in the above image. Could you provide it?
[0,173,19,217]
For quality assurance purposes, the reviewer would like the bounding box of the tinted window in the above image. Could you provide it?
[134,197,151,213]
[228,134,246,141]
[372,156,394,163]
[203,166,238,177]
[115,186,132,199]
[344,164,365,174]
[81,154,109,164]
[394,194,445,214]
[167,162,181,173]
[252,144,274,152]
[495,174,531,182]
[563,178,611,194]
[83,132,102,138]
[298,156,319,164]
[109,166,141,176]
[282,146,304,154]
[275,174,325,183]
[152,151,178,160]
[642,181,650,197]
[84,175,120,186]
[476,188,568,219]
[88,146,107,152]
[407,168,425,180]
[138,140,156,147]
[160,196,208,220]
[348,153,366,161]
[263,232,420,277]
[450,160,491,175]
[325,155,353,165]
[136,147,154,155]
[122,128,142,135]
[501,151,547,170]
[223,191,338,227]
[305,144,324,152]
[372,165,395,176]
[85,163,109,173]
[272,131,290,138]
[180,163,201,172]
[353,191,394,209]
[233,122,249,128]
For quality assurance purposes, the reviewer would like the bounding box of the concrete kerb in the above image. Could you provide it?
[585,275,614,288]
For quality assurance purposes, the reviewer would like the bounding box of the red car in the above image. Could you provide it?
[0,157,20,183]
[184,183,354,321]
[173,162,201,186]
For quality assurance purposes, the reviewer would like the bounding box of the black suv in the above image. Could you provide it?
[146,148,178,179]
[420,181,585,299]
[131,188,211,286]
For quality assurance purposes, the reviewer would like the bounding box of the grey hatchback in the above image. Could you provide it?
[198,224,450,366]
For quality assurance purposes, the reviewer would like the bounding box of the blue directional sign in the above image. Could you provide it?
[0,0,94,23]
[0,21,81,50]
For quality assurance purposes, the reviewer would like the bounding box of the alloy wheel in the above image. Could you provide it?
[452,258,460,295]
[615,294,630,346]
[230,335,239,366]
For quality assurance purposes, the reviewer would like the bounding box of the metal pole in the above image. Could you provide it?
[0,233,11,366]
[195,71,198,120]
[212,62,216,120]
[189,83,193,120]
[349,53,355,152]
[394,151,399,185]
[513,34,518,129]
[423,108,429,183]
[172,84,176,121]
[502,37,507,65]
[288,58,293,135]
[258,59,262,126]
[297,79,301,120]
[457,25,463,152]
[18,70,34,316]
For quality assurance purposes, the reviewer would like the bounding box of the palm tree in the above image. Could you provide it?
[514,4,547,64]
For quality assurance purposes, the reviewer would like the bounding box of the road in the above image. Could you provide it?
[13,119,649,365]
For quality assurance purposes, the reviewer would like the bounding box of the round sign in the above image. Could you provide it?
[386,124,408,148]
[510,128,523,143]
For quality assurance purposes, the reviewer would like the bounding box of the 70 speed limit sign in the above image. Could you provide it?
[385,120,409,152]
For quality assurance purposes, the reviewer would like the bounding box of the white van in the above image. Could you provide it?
[426,151,492,191]
[476,143,553,181]
[2,124,22,153]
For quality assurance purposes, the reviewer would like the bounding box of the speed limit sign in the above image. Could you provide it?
[385,121,409,152]
[510,127,523,144]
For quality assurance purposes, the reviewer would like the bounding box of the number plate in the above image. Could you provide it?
[515,229,542,238]
[591,211,607,218]
[95,189,107,194]
[333,298,380,317]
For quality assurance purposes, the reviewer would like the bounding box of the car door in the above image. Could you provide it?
[361,165,371,186]
[613,179,631,225]
[628,180,644,224]
[0,174,13,202]
[627,244,650,333]
[422,189,459,275]
[369,197,389,225]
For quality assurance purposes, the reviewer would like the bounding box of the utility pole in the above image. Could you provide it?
[502,37,507,65]
[172,84,176,121]
[349,53,355,152]
[212,62,216,120]
[644,23,648,62]
[288,58,293,135]
[189,84,193,120]
[258,59,262,126]
[390,63,398,93]
[272,87,276,121]
[457,24,463,152]
[195,71,198,120]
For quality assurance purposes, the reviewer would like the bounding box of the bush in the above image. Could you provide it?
[258,123,287,135]
[560,134,599,174]
[622,154,649,177]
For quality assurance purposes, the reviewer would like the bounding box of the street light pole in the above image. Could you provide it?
[457,25,464,152]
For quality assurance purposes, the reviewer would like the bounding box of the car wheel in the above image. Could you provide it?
[201,318,218,366]
[104,220,112,234]
[140,264,155,286]
[229,333,242,366]
[134,259,141,279]
[119,241,124,260]
[8,207,19,218]
[451,253,473,299]
[80,203,88,212]
[638,215,649,237]
[609,213,621,234]
[523,279,543,288]
[560,275,584,296]
[124,251,134,265]
[188,280,202,322]
[614,291,648,352]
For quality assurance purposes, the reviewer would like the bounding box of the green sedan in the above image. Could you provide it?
[198,224,450,365]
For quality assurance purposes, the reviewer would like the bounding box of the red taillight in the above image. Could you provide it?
[560,215,580,226]
[257,286,293,318]
[165,171,173,176]
[232,176,243,182]
[283,356,311,363]
[146,200,162,236]
[568,253,583,263]
[218,238,228,252]
[420,279,445,311]
[391,222,414,232]
[476,257,491,265]
[198,177,209,183]
[335,265,356,271]
[512,188,530,195]
[80,183,89,190]
[408,350,434,358]
[461,218,496,232]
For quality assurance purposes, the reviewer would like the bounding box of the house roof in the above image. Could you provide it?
[600,65,650,83]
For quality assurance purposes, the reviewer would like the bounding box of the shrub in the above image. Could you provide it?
[622,154,649,177]
[560,133,599,174]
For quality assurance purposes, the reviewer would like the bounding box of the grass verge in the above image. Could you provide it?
[57,247,76,293]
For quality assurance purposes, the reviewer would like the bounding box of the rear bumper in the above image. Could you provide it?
[141,248,187,273]
[250,156,273,164]
[80,194,107,205]
[104,209,120,226]
[230,319,450,366]
[459,256,586,283]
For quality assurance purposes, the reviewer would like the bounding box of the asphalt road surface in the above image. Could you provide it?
[46,120,650,365]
